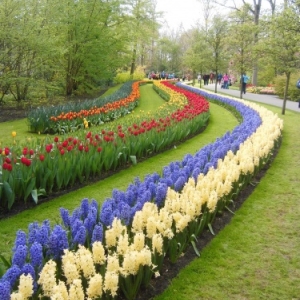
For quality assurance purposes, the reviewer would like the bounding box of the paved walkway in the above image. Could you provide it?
[186,82,300,113]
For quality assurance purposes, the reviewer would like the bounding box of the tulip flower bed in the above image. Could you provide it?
[0,81,210,211]
[27,81,142,134]
[0,85,283,300]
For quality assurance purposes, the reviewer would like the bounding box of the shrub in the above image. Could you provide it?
[114,66,146,84]
[274,73,300,101]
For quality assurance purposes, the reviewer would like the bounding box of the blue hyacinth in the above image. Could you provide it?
[84,207,97,236]
[13,230,27,252]
[80,198,90,219]
[12,245,28,268]
[100,200,114,226]
[73,225,87,246]
[91,224,103,244]
[30,242,43,268]
[60,208,71,228]
[174,176,186,192]
[155,182,168,207]
[47,225,69,260]
[0,280,11,300]
[28,221,39,246]
[1,265,21,288]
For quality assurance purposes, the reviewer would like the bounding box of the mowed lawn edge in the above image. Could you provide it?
[0,84,237,259]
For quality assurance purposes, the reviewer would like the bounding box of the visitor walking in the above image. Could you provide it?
[222,73,229,89]
[197,74,201,84]
[203,74,210,85]
[241,73,250,94]
[217,73,222,85]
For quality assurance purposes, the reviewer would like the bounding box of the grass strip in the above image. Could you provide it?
[0,84,237,260]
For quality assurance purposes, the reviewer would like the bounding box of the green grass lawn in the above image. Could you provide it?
[1,84,299,299]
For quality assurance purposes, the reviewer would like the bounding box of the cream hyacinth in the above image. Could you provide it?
[77,245,96,278]
[121,247,152,276]
[103,271,119,297]
[105,218,127,248]
[131,210,144,232]
[117,232,130,255]
[51,281,68,300]
[68,279,84,300]
[37,260,57,297]
[62,250,80,285]
[10,274,34,300]
[172,211,192,233]
[131,232,145,251]
[86,273,103,299]
[152,233,164,255]
[92,241,106,265]
[146,216,158,238]
[131,202,158,233]
[106,254,120,273]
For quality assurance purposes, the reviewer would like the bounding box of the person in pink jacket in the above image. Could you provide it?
[223,73,229,89]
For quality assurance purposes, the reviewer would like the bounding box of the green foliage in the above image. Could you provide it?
[257,65,276,87]
[114,67,146,84]
[274,73,300,101]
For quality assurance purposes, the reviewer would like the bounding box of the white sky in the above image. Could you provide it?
[156,0,203,31]
[156,0,283,32]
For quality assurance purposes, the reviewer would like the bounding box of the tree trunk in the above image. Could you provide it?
[252,2,261,86]
[282,72,290,115]
[130,48,137,76]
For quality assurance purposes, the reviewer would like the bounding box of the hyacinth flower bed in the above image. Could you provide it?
[0,81,209,212]
[0,85,283,300]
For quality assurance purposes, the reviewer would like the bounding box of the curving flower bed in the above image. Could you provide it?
[0,82,283,300]
[27,81,141,134]
[0,82,209,213]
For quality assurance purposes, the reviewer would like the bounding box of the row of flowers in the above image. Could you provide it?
[0,84,283,299]
[27,81,141,134]
[0,81,209,211]
[48,82,141,134]
[247,85,276,95]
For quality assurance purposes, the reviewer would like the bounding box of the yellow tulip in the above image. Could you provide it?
[11,131,17,137]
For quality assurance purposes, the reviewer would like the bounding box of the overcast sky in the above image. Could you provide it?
[156,0,283,32]
[156,0,203,31]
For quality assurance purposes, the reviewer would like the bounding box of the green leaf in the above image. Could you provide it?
[31,189,46,204]
[0,254,11,268]
[190,234,198,243]
[3,181,15,210]
[208,223,215,235]
[24,177,36,202]
[130,155,137,165]
[31,190,38,204]
[191,240,201,257]
[225,206,235,215]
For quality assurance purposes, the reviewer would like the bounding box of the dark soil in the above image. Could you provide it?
[0,106,28,122]
[0,96,279,299]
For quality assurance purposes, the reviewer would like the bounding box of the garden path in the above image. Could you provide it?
[188,82,300,112]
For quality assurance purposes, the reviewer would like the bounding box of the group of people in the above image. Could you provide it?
[197,72,250,94]
[148,71,175,80]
